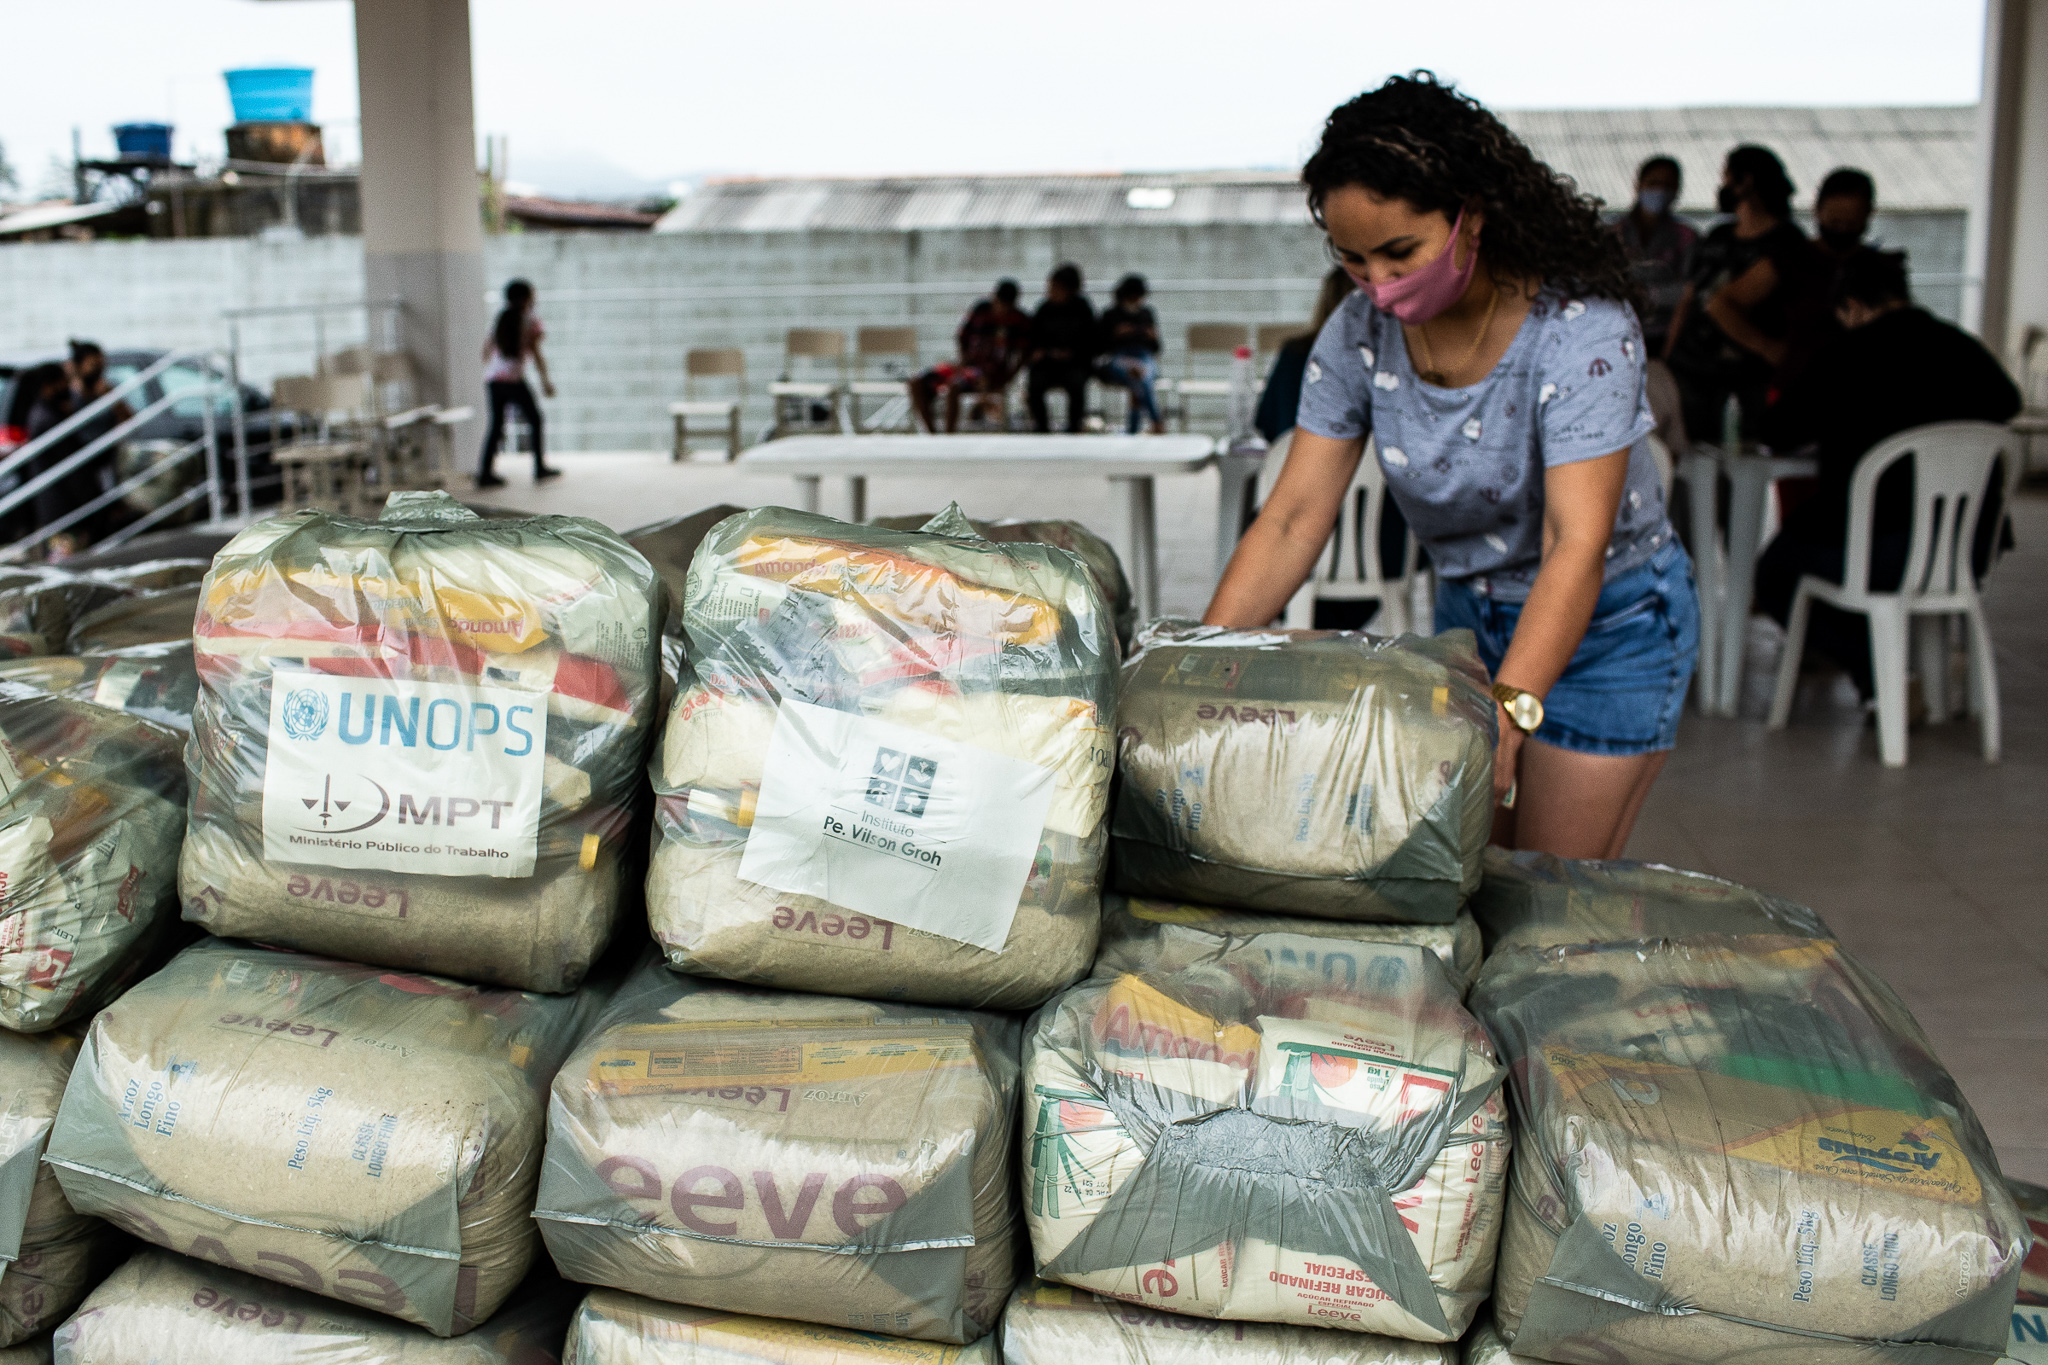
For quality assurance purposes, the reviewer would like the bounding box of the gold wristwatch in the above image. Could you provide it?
[1491,682,1545,734]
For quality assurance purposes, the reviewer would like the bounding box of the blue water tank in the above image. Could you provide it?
[112,123,174,161]
[223,68,315,124]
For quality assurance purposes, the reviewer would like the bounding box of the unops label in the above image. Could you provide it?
[260,673,547,878]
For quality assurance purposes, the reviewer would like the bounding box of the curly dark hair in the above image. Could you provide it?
[1303,72,1640,309]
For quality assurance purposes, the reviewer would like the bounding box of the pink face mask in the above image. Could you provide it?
[1361,207,1478,324]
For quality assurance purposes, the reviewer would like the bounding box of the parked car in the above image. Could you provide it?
[0,349,289,535]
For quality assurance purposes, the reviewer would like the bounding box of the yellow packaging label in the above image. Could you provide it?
[1126,899,1224,927]
[1542,1048,1984,1205]
[1432,685,1448,715]
[592,1025,976,1094]
[578,833,599,870]
[1092,975,1261,1068]
[732,535,1058,646]
[206,566,549,654]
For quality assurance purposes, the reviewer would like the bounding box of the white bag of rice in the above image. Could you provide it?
[49,1249,574,1363]
[1458,1321,1536,1364]
[1023,941,1509,1341]
[1112,622,1493,923]
[1094,895,1483,995]
[44,939,605,1336]
[0,1341,43,1364]
[536,956,1020,1344]
[1002,1280,1454,1364]
[563,1286,999,1364]
[1469,846,1833,953]
[0,680,185,1033]
[1471,932,2028,1363]
[179,491,663,992]
[647,504,1115,1009]
[0,1032,118,1347]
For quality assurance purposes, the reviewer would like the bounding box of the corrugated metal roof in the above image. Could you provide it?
[655,105,1974,234]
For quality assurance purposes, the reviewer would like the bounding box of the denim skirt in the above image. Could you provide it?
[1434,539,1700,757]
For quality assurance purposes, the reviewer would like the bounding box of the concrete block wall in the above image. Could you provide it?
[0,210,1966,453]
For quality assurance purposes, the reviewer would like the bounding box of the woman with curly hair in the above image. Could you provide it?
[1206,72,1698,858]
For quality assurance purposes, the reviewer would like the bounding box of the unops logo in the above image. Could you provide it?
[281,689,330,742]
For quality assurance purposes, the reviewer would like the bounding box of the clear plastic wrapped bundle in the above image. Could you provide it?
[1470,933,2027,1363]
[79,557,212,594]
[1112,623,1494,923]
[1093,895,1483,995]
[0,572,127,660]
[536,955,1019,1345]
[0,679,185,1032]
[563,1287,999,1364]
[0,1031,120,1346]
[873,514,1134,645]
[1469,847,1833,953]
[49,1249,574,1363]
[44,939,605,1336]
[1001,1280,1454,1364]
[647,505,1115,1009]
[63,586,200,654]
[1022,940,1509,1341]
[179,491,663,992]
[0,642,198,734]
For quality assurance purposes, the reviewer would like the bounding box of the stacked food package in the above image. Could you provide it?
[44,939,604,1336]
[0,642,198,733]
[179,492,663,992]
[63,587,201,654]
[646,505,1116,1009]
[1470,886,2026,1361]
[537,954,1019,1343]
[0,680,185,1032]
[563,1287,998,1364]
[0,574,127,661]
[51,1250,574,1362]
[873,513,1136,645]
[1113,622,1494,922]
[1002,1281,1455,1364]
[0,1032,119,1347]
[1023,938,1509,1343]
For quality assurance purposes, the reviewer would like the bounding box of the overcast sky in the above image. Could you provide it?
[4,0,1988,198]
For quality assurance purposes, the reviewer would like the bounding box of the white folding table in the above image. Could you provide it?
[736,434,1218,621]
[1681,444,1820,715]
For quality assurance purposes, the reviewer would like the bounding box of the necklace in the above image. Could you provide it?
[1413,277,1501,386]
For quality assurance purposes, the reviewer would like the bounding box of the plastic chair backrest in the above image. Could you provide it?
[1844,420,2013,600]
[856,326,917,359]
[1186,323,1248,356]
[371,350,415,383]
[317,373,374,417]
[786,328,846,359]
[1256,323,1311,356]
[1252,430,1406,591]
[1646,433,1675,497]
[687,348,745,378]
[272,375,321,415]
[323,346,372,377]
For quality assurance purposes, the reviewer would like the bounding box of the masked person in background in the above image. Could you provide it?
[1611,155,1695,358]
[1664,144,1822,442]
[911,279,1031,432]
[1207,72,1699,860]
[1813,167,1876,269]
[1026,264,1098,433]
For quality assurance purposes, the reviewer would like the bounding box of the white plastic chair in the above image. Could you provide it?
[1766,420,2014,767]
[1255,430,1426,634]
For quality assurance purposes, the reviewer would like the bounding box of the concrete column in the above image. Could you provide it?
[354,0,484,452]
[1967,0,2048,357]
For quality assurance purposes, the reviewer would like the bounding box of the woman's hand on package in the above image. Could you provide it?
[1494,701,1523,804]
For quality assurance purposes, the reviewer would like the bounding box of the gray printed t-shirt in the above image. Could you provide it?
[1295,287,1669,600]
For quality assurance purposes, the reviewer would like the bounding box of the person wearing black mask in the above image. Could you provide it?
[1751,250,2018,701]
[1025,264,1098,433]
[1813,167,1875,265]
[1664,144,1822,443]
[1610,155,1696,357]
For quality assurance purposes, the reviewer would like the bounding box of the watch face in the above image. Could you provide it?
[1510,694,1543,731]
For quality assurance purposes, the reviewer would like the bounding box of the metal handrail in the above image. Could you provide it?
[1,432,208,561]
[0,388,186,527]
[0,349,188,484]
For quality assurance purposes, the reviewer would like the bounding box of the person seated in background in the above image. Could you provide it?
[1611,155,1697,358]
[1666,144,1821,442]
[1813,167,1876,269]
[1753,250,2019,701]
[1026,263,1098,433]
[910,279,1030,432]
[1095,274,1165,434]
[1254,267,1353,443]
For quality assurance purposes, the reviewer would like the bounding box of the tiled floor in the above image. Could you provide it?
[474,450,2048,1183]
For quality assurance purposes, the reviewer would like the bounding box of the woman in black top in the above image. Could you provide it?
[1096,274,1165,434]
[1026,264,1098,433]
[1665,145,1823,443]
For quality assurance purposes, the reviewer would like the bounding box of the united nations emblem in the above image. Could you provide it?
[281,688,330,742]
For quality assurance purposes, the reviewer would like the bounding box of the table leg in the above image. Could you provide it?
[1213,451,1260,575]
[796,475,821,514]
[1718,463,1770,717]
[848,475,867,523]
[1681,452,1721,713]
[1116,476,1160,622]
